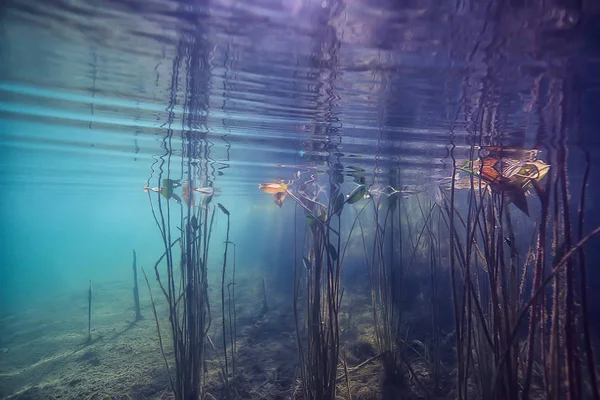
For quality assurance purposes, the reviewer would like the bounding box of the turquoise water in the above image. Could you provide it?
[2,1,600,399]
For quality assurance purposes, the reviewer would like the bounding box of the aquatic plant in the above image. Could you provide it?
[140,24,243,399]
[262,175,366,399]
[439,143,600,400]
[357,187,405,383]
[358,182,443,395]
[218,203,234,397]
[132,249,142,321]
[225,240,238,382]
[297,184,344,400]
[423,201,444,393]
[145,176,214,399]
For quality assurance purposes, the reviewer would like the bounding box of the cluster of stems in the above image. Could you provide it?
[442,145,600,400]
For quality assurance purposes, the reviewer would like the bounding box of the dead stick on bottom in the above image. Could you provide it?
[261,277,269,316]
[343,356,352,400]
[87,280,92,342]
[206,334,227,379]
[132,249,142,321]
[336,353,382,381]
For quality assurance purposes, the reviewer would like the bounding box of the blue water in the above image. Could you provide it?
[2,0,600,399]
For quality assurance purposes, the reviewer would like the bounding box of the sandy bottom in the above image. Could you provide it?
[0,271,448,400]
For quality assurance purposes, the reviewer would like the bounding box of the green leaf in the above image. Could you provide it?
[346,185,366,204]
[306,214,318,231]
[161,178,176,199]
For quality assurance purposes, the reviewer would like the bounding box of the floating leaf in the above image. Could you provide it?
[346,185,366,204]
[259,181,288,194]
[195,187,215,195]
[217,203,230,216]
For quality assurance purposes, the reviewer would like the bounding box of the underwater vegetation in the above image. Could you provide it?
[4,3,600,399]
[1,94,598,400]
[132,102,600,400]
[144,167,234,400]
[250,143,599,400]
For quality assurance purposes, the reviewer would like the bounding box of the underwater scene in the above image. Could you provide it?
[1,0,600,399]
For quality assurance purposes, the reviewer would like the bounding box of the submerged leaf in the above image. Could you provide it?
[171,193,182,204]
[201,193,214,208]
[273,191,287,207]
[161,182,173,199]
[388,196,398,212]
[191,215,199,231]
[217,203,230,216]
[505,185,529,217]
[306,214,318,231]
[331,192,345,216]
[327,243,338,262]
[317,204,328,222]
[346,185,367,204]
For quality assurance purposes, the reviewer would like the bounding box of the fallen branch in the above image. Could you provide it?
[336,353,382,381]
